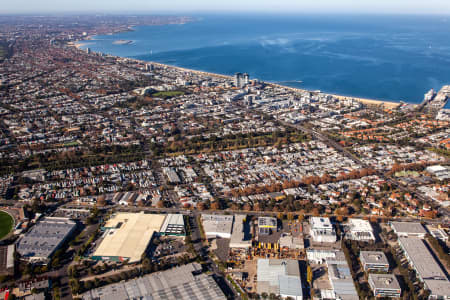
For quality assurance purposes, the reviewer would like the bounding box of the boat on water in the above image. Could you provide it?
[112,40,133,45]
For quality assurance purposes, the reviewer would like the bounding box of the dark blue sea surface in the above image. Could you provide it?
[79,14,450,103]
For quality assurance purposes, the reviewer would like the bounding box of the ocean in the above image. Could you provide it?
[78,14,450,104]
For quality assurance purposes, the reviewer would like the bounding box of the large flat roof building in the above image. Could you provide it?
[426,165,450,181]
[160,214,185,236]
[82,263,226,300]
[398,237,447,280]
[398,237,450,299]
[93,212,165,263]
[345,218,375,242]
[360,251,389,272]
[230,214,251,249]
[368,274,401,298]
[391,222,427,238]
[310,217,336,243]
[257,259,303,300]
[201,214,233,239]
[325,251,359,300]
[16,217,76,263]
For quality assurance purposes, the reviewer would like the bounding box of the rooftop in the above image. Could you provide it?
[230,214,251,248]
[16,217,76,261]
[160,214,185,235]
[257,259,303,298]
[368,274,401,290]
[426,165,448,173]
[201,214,233,238]
[348,218,373,232]
[93,212,165,263]
[391,222,426,235]
[310,217,332,229]
[326,251,359,300]
[360,251,389,265]
[399,237,447,280]
[424,279,450,298]
[82,263,226,300]
[258,216,277,228]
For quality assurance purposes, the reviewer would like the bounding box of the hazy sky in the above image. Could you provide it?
[3,0,450,14]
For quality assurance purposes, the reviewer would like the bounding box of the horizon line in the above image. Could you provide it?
[1,10,450,17]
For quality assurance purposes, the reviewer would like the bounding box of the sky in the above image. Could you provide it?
[2,0,450,15]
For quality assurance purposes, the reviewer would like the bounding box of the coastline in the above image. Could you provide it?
[268,82,402,109]
[334,95,402,109]
[75,41,405,108]
[138,61,404,108]
[74,41,89,49]
[70,28,409,109]
[71,17,196,52]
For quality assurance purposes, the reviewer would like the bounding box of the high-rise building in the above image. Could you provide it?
[243,73,250,85]
[234,72,250,88]
[234,72,242,88]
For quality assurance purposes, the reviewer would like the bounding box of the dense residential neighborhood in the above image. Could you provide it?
[0,14,449,300]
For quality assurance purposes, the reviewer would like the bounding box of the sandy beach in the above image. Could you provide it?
[74,42,87,49]
[334,95,403,109]
[269,82,402,109]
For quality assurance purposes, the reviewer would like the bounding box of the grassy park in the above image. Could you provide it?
[0,211,14,240]
[151,90,185,99]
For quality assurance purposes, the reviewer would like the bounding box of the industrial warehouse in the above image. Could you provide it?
[201,214,252,248]
[257,259,303,300]
[398,237,450,299]
[159,213,185,236]
[201,214,234,239]
[15,217,77,264]
[92,212,184,263]
[229,214,251,249]
[82,263,226,300]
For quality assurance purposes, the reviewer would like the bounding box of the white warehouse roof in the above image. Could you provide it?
[201,214,233,239]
